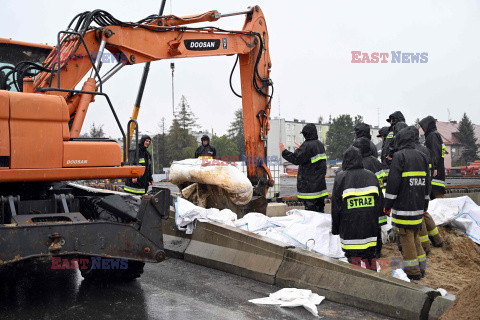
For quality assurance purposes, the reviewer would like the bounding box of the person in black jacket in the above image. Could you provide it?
[331,146,382,270]
[353,137,387,258]
[124,135,153,194]
[383,111,406,190]
[377,126,391,191]
[413,126,444,248]
[195,135,217,159]
[280,123,327,212]
[353,123,378,158]
[384,127,429,280]
[419,116,446,199]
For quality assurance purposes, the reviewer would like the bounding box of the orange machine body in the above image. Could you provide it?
[0,91,143,182]
[4,6,273,193]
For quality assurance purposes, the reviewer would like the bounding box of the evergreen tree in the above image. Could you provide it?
[80,122,105,138]
[153,117,168,171]
[457,113,479,164]
[353,115,364,126]
[213,134,238,161]
[227,108,245,157]
[326,114,355,160]
[166,97,198,162]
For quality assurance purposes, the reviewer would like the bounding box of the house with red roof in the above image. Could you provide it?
[420,120,480,168]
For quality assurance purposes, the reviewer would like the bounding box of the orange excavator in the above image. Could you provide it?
[0,5,273,279]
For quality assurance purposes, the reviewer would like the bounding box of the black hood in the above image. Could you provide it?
[387,111,406,126]
[377,126,390,138]
[139,135,152,149]
[419,116,437,136]
[354,123,372,140]
[412,126,421,143]
[342,146,364,171]
[301,123,318,140]
[395,127,415,150]
[353,137,373,157]
[393,121,408,135]
[201,134,210,145]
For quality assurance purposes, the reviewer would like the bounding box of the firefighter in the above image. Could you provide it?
[353,123,378,158]
[331,146,382,270]
[384,127,430,280]
[124,135,153,194]
[195,135,217,159]
[377,126,391,191]
[279,123,327,212]
[414,125,444,247]
[382,111,406,190]
[419,116,446,200]
[353,137,386,258]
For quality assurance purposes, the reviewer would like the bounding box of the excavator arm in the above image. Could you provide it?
[28,6,274,196]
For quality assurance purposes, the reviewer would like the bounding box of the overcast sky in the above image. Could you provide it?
[2,0,480,138]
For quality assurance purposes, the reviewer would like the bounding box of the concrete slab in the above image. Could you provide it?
[428,293,456,320]
[162,207,191,258]
[276,248,439,320]
[266,202,287,217]
[184,221,294,284]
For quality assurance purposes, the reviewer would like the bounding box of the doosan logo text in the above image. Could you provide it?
[351,51,429,63]
[66,159,88,165]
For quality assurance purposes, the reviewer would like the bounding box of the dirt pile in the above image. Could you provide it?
[380,226,480,294]
[440,276,480,320]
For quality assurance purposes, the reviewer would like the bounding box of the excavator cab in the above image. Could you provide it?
[0,38,51,91]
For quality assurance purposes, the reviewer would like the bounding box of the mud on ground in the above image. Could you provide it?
[379,226,480,295]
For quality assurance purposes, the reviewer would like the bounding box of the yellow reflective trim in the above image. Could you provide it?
[442,144,446,158]
[386,134,394,139]
[297,192,329,199]
[342,189,378,199]
[431,181,445,187]
[391,217,423,225]
[402,171,427,177]
[379,218,387,224]
[419,235,429,242]
[139,160,146,164]
[124,187,145,194]
[417,254,427,262]
[311,155,327,163]
[199,156,213,159]
[429,164,432,168]
[428,227,439,236]
[341,241,377,250]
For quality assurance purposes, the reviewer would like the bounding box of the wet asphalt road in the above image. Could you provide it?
[0,258,393,320]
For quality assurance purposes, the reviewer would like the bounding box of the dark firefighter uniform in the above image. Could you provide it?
[377,126,390,191]
[353,137,386,258]
[124,135,153,195]
[419,116,446,199]
[384,127,430,280]
[382,111,406,189]
[414,126,444,248]
[332,146,382,270]
[353,123,378,158]
[195,135,217,159]
[281,123,327,212]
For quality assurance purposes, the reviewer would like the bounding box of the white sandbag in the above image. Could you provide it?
[428,196,480,244]
[270,209,345,258]
[174,197,237,234]
[169,158,253,205]
[249,288,325,317]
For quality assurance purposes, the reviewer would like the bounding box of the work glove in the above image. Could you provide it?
[383,208,391,217]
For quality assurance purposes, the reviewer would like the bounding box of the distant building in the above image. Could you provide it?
[267,118,330,165]
[420,120,480,168]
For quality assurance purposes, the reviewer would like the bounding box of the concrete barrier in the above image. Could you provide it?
[162,207,191,258]
[445,191,480,205]
[183,221,293,284]
[428,293,456,320]
[276,248,440,320]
